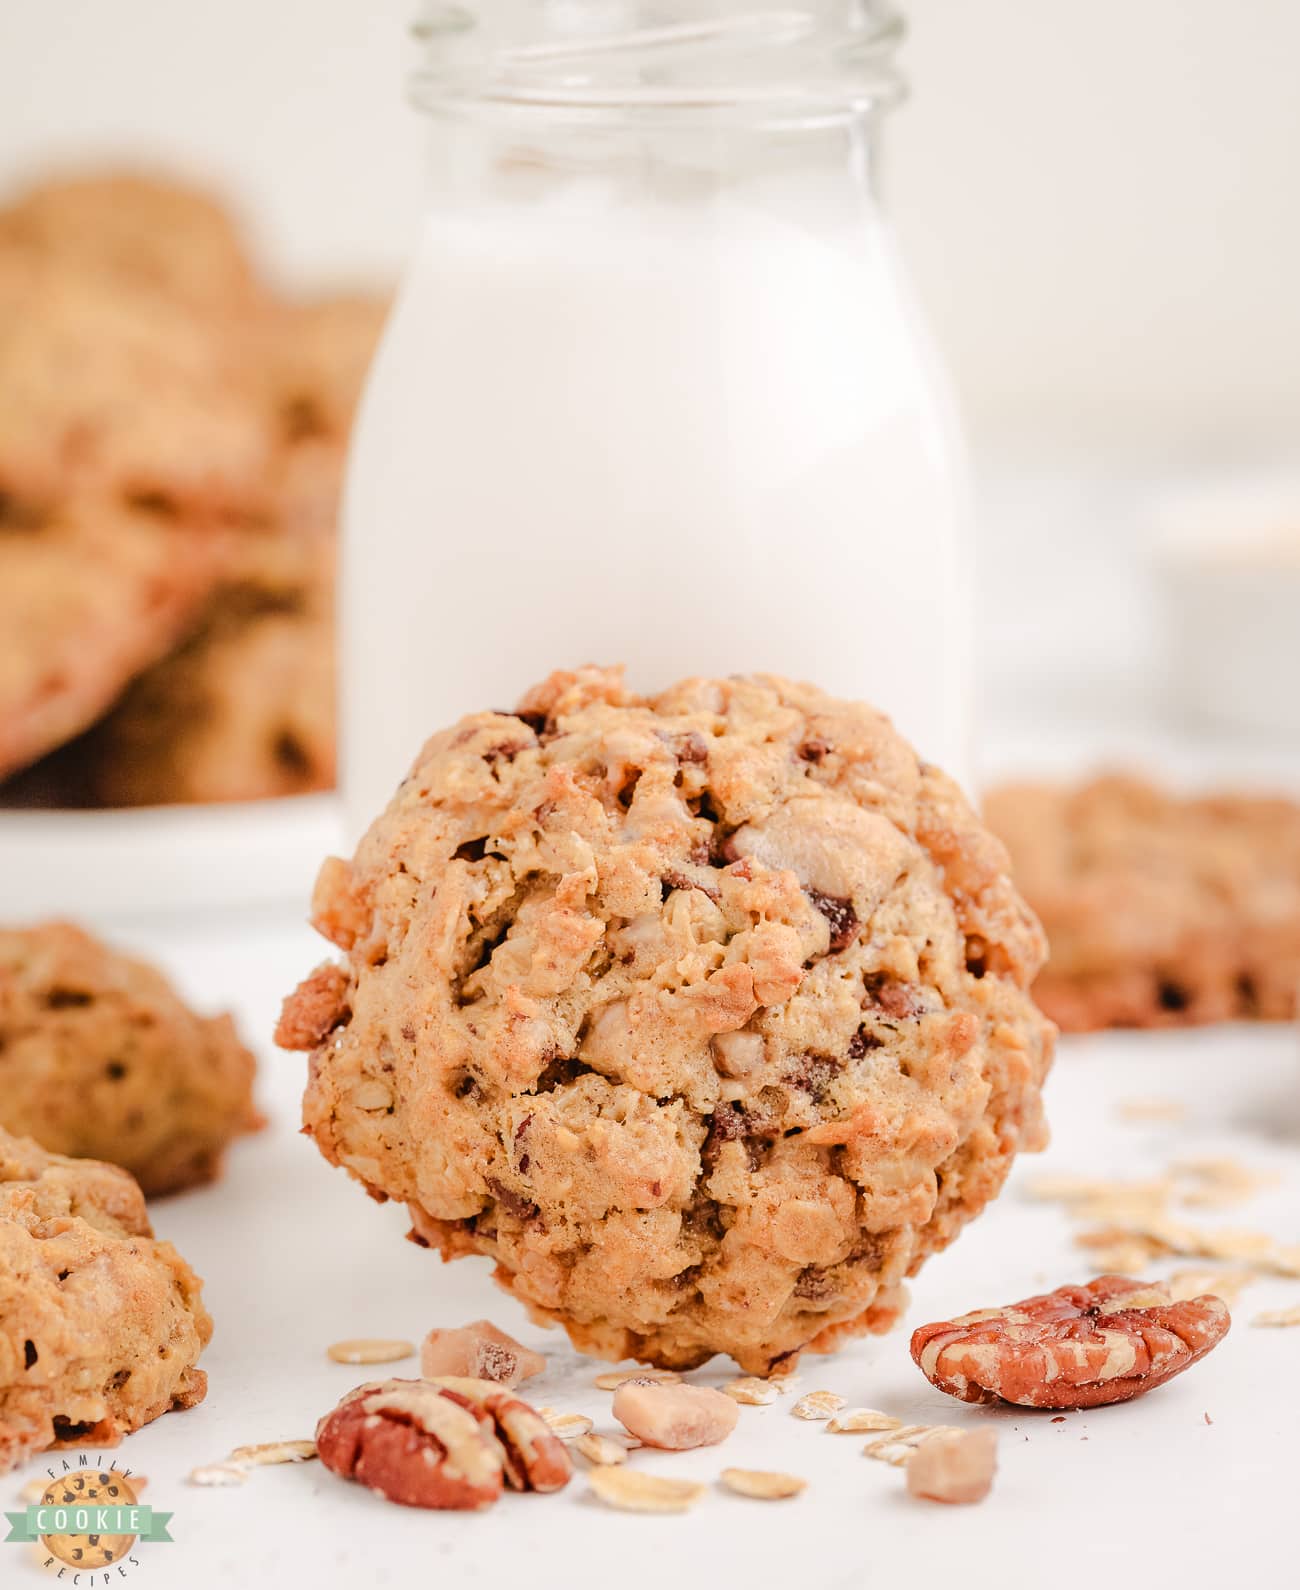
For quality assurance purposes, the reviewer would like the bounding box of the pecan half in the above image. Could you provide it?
[315,1379,505,1510]
[910,1276,1231,1409]
[427,1376,573,1492]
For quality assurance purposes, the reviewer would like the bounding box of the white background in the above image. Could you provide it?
[2,0,1299,458]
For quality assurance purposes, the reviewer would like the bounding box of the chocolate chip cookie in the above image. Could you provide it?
[0,922,262,1196]
[985,775,1300,1031]
[279,667,1054,1374]
[0,1127,211,1473]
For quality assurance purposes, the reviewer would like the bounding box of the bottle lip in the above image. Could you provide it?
[409,5,905,128]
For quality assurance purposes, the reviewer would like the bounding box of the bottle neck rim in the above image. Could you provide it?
[409,5,906,130]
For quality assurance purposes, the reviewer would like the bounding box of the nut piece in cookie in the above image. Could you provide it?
[0,1127,211,1473]
[910,1275,1230,1409]
[0,922,261,1196]
[905,1428,997,1504]
[281,667,1054,1374]
[420,1320,545,1386]
[612,1382,739,1451]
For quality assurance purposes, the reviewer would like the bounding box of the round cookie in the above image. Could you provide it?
[0,170,260,313]
[0,922,262,1196]
[0,249,272,517]
[0,1127,211,1473]
[279,667,1054,1374]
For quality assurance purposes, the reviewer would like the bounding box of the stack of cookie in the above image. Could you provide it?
[0,170,387,806]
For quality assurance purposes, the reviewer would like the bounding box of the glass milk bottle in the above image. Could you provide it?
[344,1,972,830]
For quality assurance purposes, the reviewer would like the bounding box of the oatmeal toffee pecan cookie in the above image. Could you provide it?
[985,776,1300,1031]
[279,668,1054,1374]
[0,1127,211,1473]
[0,922,261,1196]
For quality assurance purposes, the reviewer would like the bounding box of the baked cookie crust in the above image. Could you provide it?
[0,922,262,1196]
[280,668,1054,1374]
[0,1128,211,1473]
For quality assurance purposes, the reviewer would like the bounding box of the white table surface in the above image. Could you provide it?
[8,909,1295,1590]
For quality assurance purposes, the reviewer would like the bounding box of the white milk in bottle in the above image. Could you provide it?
[343,5,972,830]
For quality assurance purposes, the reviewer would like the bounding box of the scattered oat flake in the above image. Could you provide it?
[719,1468,806,1501]
[1026,1173,1172,1209]
[1167,1267,1255,1305]
[573,1433,629,1466]
[1174,1157,1279,1209]
[1271,1246,1300,1278]
[864,1425,960,1467]
[723,1376,781,1406]
[827,1408,902,1434]
[326,1338,414,1365]
[1252,1305,1300,1328]
[1117,1097,1186,1123]
[587,1468,706,1514]
[1073,1236,1159,1274]
[1117,1216,1284,1270]
[188,1463,248,1487]
[790,1391,845,1420]
[543,1411,594,1440]
[593,1369,681,1390]
[228,1440,317,1466]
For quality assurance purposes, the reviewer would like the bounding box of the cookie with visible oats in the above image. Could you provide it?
[0,1126,211,1474]
[0,922,261,1196]
[280,668,1054,1375]
[984,775,1300,1031]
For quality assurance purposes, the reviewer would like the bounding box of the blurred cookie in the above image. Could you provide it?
[72,290,385,807]
[0,921,262,1196]
[985,775,1300,1030]
[0,1126,211,1472]
[0,169,260,312]
[0,496,225,782]
[270,293,387,446]
[0,250,273,515]
[82,533,336,806]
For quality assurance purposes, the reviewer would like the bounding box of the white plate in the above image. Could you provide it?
[0,793,344,926]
